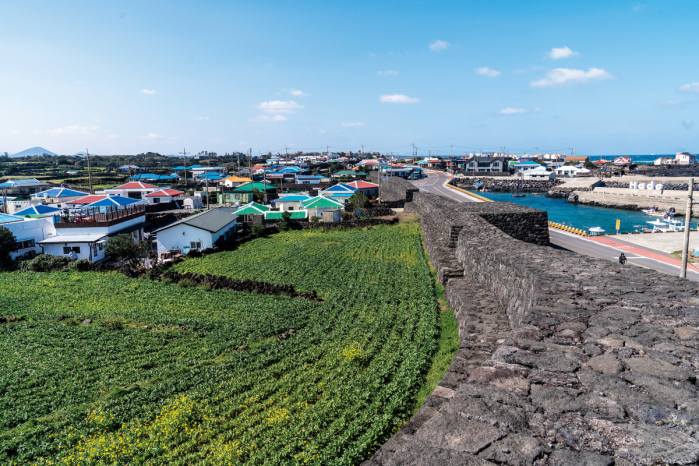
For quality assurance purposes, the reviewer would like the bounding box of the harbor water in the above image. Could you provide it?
[477,191,690,234]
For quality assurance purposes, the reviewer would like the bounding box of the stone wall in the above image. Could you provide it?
[605,181,699,191]
[365,177,699,466]
[635,166,699,177]
[452,177,559,192]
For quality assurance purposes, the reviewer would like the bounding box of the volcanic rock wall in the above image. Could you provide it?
[366,176,699,466]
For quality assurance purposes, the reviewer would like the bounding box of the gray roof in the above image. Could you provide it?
[153,207,238,234]
[464,157,507,163]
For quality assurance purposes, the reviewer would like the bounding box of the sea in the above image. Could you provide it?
[477,191,694,234]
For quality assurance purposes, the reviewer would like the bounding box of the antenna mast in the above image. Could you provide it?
[86,148,93,193]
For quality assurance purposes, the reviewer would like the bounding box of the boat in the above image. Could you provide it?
[512,194,526,198]
[588,227,605,236]
[633,225,652,233]
[647,219,670,232]
[642,205,660,215]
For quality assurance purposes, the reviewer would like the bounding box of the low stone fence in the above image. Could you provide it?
[635,167,699,177]
[605,181,699,191]
[365,176,699,466]
[379,176,419,203]
[452,177,559,192]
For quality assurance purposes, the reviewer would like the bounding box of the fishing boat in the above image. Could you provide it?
[633,225,652,233]
[647,219,670,232]
[588,227,605,236]
[512,194,526,198]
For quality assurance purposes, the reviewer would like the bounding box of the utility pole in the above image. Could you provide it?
[451,144,454,157]
[680,178,695,279]
[86,148,93,193]
[361,144,364,155]
[179,148,189,189]
[237,151,240,173]
[412,143,416,157]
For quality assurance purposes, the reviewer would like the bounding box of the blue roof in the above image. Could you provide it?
[197,172,224,180]
[14,205,62,216]
[189,164,203,168]
[276,195,311,202]
[296,174,324,179]
[0,213,24,224]
[33,187,87,198]
[325,183,356,192]
[84,195,141,207]
[329,192,354,197]
[515,161,540,166]
[0,179,48,188]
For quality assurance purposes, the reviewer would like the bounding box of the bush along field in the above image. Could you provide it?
[0,222,447,465]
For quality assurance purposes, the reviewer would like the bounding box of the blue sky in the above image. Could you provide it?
[1,0,698,156]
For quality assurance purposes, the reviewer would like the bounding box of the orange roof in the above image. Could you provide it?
[251,165,266,170]
[565,157,588,160]
[223,176,252,183]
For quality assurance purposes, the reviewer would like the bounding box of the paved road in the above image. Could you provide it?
[410,171,699,282]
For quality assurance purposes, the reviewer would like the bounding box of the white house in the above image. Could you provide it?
[275,195,312,212]
[344,181,379,197]
[153,207,238,257]
[514,161,542,173]
[522,167,555,180]
[554,166,590,177]
[0,214,55,260]
[39,204,147,262]
[183,196,203,209]
[676,152,697,165]
[654,156,675,166]
[5,197,44,214]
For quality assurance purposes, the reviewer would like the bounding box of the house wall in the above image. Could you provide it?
[5,217,55,259]
[276,200,304,211]
[155,221,236,255]
[42,241,107,262]
[53,215,146,237]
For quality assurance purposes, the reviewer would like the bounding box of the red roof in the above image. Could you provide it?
[346,181,379,189]
[113,181,158,190]
[66,195,107,205]
[252,165,266,170]
[145,189,184,197]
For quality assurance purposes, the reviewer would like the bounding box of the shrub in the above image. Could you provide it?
[310,216,321,223]
[19,255,72,272]
[251,225,265,238]
[341,212,353,222]
[200,283,213,292]
[0,226,18,269]
[66,259,92,271]
[177,278,195,288]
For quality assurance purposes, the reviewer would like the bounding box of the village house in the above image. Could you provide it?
[153,207,238,258]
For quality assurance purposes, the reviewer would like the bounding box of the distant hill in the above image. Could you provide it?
[11,147,58,157]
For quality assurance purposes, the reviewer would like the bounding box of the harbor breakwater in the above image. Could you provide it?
[368,176,699,466]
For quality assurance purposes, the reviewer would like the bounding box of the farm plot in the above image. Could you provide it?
[0,222,440,465]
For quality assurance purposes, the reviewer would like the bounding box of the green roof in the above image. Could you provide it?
[332,170,366,176]
[265,211,308,220]
[302,196,343,209]
[233,182,276,192]
[234,202,270,216]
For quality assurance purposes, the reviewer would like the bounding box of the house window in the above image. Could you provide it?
[153,198,160,204]
[63,246,80,254]
[15,239,35,250]
[288,206,294,210]
[190,241,202,249]
[127,192,142,200]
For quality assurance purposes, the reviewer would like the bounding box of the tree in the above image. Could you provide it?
[348,192,369,211]
[105,234,149,267]
[0,226,18,269]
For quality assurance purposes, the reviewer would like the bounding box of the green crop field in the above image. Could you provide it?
[0,223,445,465]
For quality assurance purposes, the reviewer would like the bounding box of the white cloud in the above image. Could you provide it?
[288,89,308,96]
[682,119,695,130]
[658,100,681,106]
[497,107,527,114]
[319,130,327,134]
[248,115,288,122]
[147,133,162,139]
[378,70,399,76]
[141,89,158,95]
[33,130,41,134]
[513,69,526,74]
[341,122,366,127]
[11,129,21,134]
[429,40,450,51]
[255,100,304,114]
[379,94,419,103]
[530,68,613,87]
[533,107,542,112]
[476,67,501,78]
[108,134,118,139]
[632,4,646,12]
[680,83,699,92]
[48,125,99,135]
[193,116,211,121]
[547,46,579,59]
